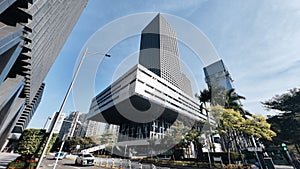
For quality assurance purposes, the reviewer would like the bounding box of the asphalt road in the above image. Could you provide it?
[40,157,298,169]
[40,158,101,169]
[41,157,170,169]
[0,153,163,169]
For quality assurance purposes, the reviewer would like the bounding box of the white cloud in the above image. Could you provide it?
[193,0,300,115]
[156,0,207,13]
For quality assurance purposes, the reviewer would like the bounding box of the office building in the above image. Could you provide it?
[58,112,86,140]
[182,73,193,97]
[0,0,88,150]
[203,59,233,90]
[139,14,182,89]
[87,14,211,155]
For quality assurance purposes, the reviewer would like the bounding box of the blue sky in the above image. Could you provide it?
[28,0,300,128]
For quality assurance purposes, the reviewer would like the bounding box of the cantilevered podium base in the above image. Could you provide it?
[87,64,208,125]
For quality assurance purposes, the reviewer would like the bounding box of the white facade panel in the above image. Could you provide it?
[87,64,210,123]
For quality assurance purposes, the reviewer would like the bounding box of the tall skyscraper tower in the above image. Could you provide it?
[139,14,183,89]
[0,0,87,150]
[203,59,233,90]
[182,73,193,97]
[87,14,206,157]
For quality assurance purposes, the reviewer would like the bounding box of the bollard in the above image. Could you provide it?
[100,158,104,167]
[105,158,109,168]
[119,159,123,169]
[139,162,143,169]
[128,160,132,169]
[111,158,115,168]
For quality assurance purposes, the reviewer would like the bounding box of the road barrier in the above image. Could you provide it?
[128,160,132,169]
[139,162,143,169]
[105,158,109,168]
[119,159,123,169]
[94,158,168,169]
[112,158,116,168]
[100,158,105,167]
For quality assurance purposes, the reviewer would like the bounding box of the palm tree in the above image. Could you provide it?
[199,88,211,104]
[225,88,251,117]
[195,88,210,111]
[225,89,244,109]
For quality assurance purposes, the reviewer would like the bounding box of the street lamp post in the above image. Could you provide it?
[53,117,82,169]
[36,48,110,169]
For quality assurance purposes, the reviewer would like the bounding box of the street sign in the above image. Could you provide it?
[247,147,262,152]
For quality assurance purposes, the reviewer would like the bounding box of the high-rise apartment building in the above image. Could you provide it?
[46,112,65,134]
[85,120,101,137]
[58,112,86,140]
[0,0,88,149]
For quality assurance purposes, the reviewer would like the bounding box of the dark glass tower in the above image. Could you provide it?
[139,14,183,90]
[203,59,233,90]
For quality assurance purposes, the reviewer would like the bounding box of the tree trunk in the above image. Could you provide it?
[221,136,227,151]
[233,131,245,164]
[228,148,231,165]
[227,133,232,165]
[295,144,300,155]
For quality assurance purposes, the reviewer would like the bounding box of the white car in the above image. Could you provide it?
[75,153,95,166]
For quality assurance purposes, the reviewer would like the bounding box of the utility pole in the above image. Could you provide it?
[53,113,81,169]
[36,48,110,169]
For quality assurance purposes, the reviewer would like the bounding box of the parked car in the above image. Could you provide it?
[75,153,95,166]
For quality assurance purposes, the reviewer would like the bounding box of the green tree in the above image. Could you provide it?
[196,88,221,155]
[160,120,190,159]
[262,88,300,114]
[225,89,245,110]
[197,88,211,105]
[89,135,102,145]
[147,136,157,158]
[184,121,206,160]
[15,129,57,157]
[196,86,227,106]
[161,121,189,147]
[211,106,277,163]
[262,87,300,154]
[196,87,248,115]
[224,88,252,117]
[63,137,96,151]
[242,115,276,141]
[198,87,276,162]
[211,106,245,164]
[100,130,116,145]
[99,129,117,155]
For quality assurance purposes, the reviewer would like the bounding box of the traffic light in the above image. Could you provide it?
[281,143,288,151]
